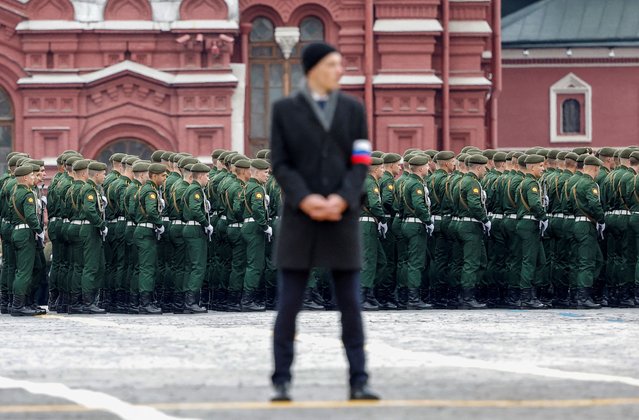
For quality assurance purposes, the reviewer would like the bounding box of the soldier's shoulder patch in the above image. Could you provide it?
[532,187,538,193]
[388,185,394,191]
[416,189,423,195]
[374,187,379,194]
[472,187,480,194]
[87,194,94,201]
[150,193,156,200]
[256,192,263,199]
[194,193,201,200]
[27,197,34,203]
[592,188,599,195]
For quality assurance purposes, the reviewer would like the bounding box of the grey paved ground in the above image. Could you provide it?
[1,309,639,419]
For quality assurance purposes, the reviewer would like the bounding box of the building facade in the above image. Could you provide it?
[0,0,499,174]
[499,0,639,150]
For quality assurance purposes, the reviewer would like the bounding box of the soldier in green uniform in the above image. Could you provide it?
[264,152,282,310]
[392,152,415,309]
[67,159,90,314]
[101,153,124,310]
[400,155,433,310]
[78,161,108,314]
[224,158,251,311]
[515,154,548,309]
[123,159,145,313]
[159,151,181,310]
[451,154,490,309]
[181,162,213,313]
[570,156,606,309]
[205,149,225,309]
[133,162,167,314]
[359,157,387,311]
[618,150,639,307]
[10,164,44,316]
[239,158,272,311]
[445,153,468,306]
[375,153,401,309]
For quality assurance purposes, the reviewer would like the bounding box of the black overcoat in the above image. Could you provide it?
[270,89,368,270]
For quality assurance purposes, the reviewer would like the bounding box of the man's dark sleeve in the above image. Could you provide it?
[336,101,369,210]
[270,101,312,210]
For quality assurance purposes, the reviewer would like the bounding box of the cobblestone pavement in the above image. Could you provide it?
[1,309,639,420]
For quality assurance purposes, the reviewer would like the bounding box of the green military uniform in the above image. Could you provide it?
[392,165,411,308]
[123,159,145,312]
[264,171,281,309]
[359,159,387,310]
[66,160,89,314]
[78,163,108,314]
[133,163,167,314]
[107,166,131,313]
[101,155,123,310]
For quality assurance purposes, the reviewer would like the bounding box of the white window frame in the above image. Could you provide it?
[550,73,592,143]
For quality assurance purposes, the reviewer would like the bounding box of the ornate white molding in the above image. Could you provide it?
[274,27,300,60]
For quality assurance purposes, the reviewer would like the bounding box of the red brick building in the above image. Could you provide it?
[0,0,500,174]
[499,0,639,149]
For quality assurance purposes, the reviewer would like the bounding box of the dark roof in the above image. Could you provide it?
[503,0,639,48]
[502,0,542,17]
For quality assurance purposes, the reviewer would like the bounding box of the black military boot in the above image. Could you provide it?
[536,287,554,308]
[606,286,619,307]
[241,291,266,312]
[47,290,59,312]
[407,288,432,310]
[446,287,460,309]
[226,291,242,312]
[173,292,185,314]
[396,287,408,310]
[360,287,379,311]
[68,293,84,314]
[183,291,207,314]
[139,292,162,314]
[10,295,38,317]
[458,288,487,309]
[576,287,601,309]
[429,287,448,309]
[161,290,175,313]
[271,382,292,402]
[618,286,636,308]
[635,286,639,306]
[212,289,228,312]
[127,293,140,314]
[552,286,570,309]
[349,382,381,401]
[81,290,106,314]
[200,286,211,309]
[116,290,129,313]
[302,288,324,311]
[265,287,277,310]
[56,292,69,313]
[0,292,9,314]
[520,288,547,309]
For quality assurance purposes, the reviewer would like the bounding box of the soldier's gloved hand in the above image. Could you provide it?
[35,232,45,242]
[264,226,273,242]
[40,196,47,206]
[156,225,165,235]
[265,194,271,206]
[597,222,606,239]
[159,198,166,209]
[101,195,107,206]
[204,224,214,237]
[425,222,434,237]
[539,219,549,235]
[378,222,388,237]
[483,220,492,236]
[101,226,108,240]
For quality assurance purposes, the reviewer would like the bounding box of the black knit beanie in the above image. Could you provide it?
[302,42,338,74]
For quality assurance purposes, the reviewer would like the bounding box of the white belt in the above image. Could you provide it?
[552,213,564,218]
[228,223,243,228]
[244,217,256,223]
[162,217,170,222]
[219,215,227,220]
[49,217,59,222]
[432,215,443,221]
[71,220,90,225]
[491,214,504,219]
[564,215,575,219]
[212,211,219,216]
[14,224,30,230]
[108,219,118,223]
[126,221,136,227]
[137,222,155,229]
[458,217,482,224]
[63,218,69,223]
[505,214,518,219]
[384,214,392,218]
[117,217,125,221]
[612,210,630,216]
[359,216,376,223]
[520,215,538,221]
[575,216,591,222]
[185,221,199,226]
[171,220,184,225]
[404,217,424,224]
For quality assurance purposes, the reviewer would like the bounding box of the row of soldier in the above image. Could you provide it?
[0,144,637,316]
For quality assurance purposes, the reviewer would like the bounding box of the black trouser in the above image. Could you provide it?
[272,269,368,387]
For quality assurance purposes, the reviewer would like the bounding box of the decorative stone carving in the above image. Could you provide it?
[274,27,300,60]
[27,0,74,20]
[104,0,153,21]
[180,0,229,20]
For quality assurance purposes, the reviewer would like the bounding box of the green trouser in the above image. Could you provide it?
[0,221,14,296]
[620,215,635,287]
[30,246,47,302]
[58,221,71,296]
[457,221,487,290]
[183,224,207,293]
[550,217,570,289]
[124,224,138,294]
[168,222,186,293]
[241,222,266,293]
[378,218,396,296]
[360,221,386,289]
[103,220,118,292]
[606,214,630,287]
[227,226,246,292]
[47,219,61,298]
[629,214,639,286]
[573,221,603,288]
[156,220,171,294]
[448,220,462,287]
[11,228,36,296]
[80,225,105,294]
[67,224,84,295]
[430,217,453,290]
[502,216,521,288]
[134,226,158,293]
[487,217,507,288]
[112,220,127,293]
[401,221,426,289]
[515,219,546,289]
[392,218,407,288]
[213,217,231,292]
[264,218,278,290]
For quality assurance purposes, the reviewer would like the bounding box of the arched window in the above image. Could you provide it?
[561,99,581,134]
[0,88,13,174]
[300,16,324,42]
[96,139,155,166]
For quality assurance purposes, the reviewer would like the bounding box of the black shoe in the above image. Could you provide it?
[430,288,449,309]
[83,290,106,314]
[225,291,242,312]
[520,288,547,309]
[271,382,292,402]
[68,293,84,314]
[10,295,38,317]
[56,293,68,314]
[0,292,9,314]
[552,286,570,309]
[184,291,207,314]
[127,293,140,314]
[576,287,601,309]
[161,291,175,313]
[361,287,379,311]
[407,288,432,310]
[396,287,408,310]
[458,288,487,310]
[349,383,381,401]
[241,291,266,312]
[173,292,185,314]
[618,286,636,308]
[265,287,277,310]
[47,290,59,312]
[302,288,324,311]
[503,288,522,309]
[139,292,162,314]
[377,300,398,310]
